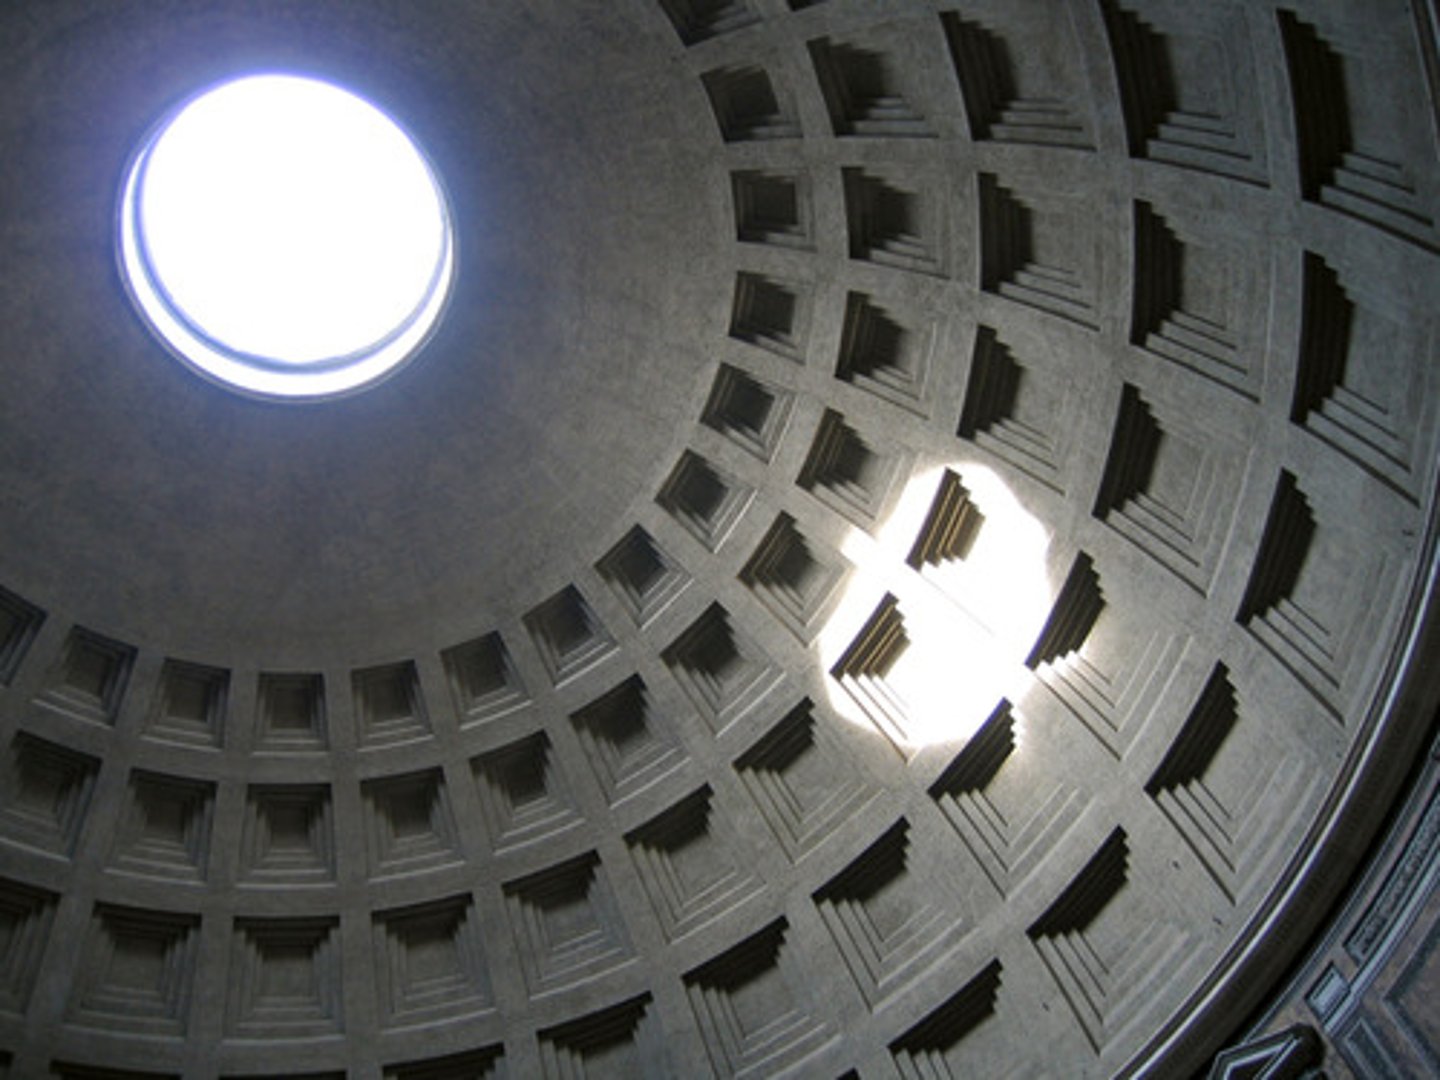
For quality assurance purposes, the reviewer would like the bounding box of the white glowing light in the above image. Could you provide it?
[819,464,1053,753]
[119,74,454,399]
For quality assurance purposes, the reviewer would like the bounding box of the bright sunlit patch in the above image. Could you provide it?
[818,463,1053,753]
[118,74,454,399]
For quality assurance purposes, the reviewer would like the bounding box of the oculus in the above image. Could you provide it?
[119,74,454,400]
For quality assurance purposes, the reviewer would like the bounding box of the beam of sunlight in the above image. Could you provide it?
[817,463,1054,754]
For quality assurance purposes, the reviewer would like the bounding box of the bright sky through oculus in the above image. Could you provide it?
[119,74,454,399]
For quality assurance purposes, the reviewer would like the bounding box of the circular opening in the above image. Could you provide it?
[119,74,455,401]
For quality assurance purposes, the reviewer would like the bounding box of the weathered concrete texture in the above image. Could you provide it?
[0,1,1437,1078]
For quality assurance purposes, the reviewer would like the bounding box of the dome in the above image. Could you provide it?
[0,2,1436,1077]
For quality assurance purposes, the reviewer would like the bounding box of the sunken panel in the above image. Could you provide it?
[808,35,933,138]
[835,292,935,416]
[0,732,100,858]
[1025,553,1104,670]
[941,12,1092,149]
[239,784,335,886]
[1026,830,1187,1052]
[36,626,135,726]
[978,173,1099,329]
[108,770,216,884]
[69,904,200,1036]
[255,671,327,751]
[1146,664,1316,902]
[957,326,1021,440]
[625,785,761,941]
[829,594,915,755]
[682,919,831,1076]
[383,1046,504,1080]
[662,602,781,734]
[1292,254,1351,430]
[826,588,986,756]
[1093,383,1242,592]
[442,631,528,727]
[0,585,44,686]
[1292,252,1433,501]
[1236,470,1385,718]
[734,699,877,862]
[813,818,965,1006]
[503,851,633,996]
[797,409,903,529]
[657,450,754,553]
[1029,559,1187,759]
[732,169,813,249]
[701,65,798,141]
[353,660,430,747]
[145,659,228,748]
[929,702,1083,897]
[661,0,758,46]
[472,731,583,852]
[0,876,58,1013]
[537,994,658,1079]
[1235,470,1316,632]
[888,960,1004,1078]
[1092,384,1162,522]
[700,364,794,463]
[372,894,493,1028]
[570,675,687,808]
[843,168,947,277]
[1146,667,1240,805]
[1099,1,1268,184]
[907,469,984,570]
[1131,201,1259,398]
[523,585,616,687]
[1278,9,1438,250]
[957,326,1065,493]
[728,271,808,361]
[740,512,846,643]
[597,526,690,626]
[361,767,463,878]
[227,916,342,1038]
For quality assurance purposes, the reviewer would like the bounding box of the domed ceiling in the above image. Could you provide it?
[0,1,1436,1078]
[0,0,724,657]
